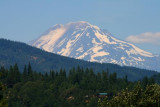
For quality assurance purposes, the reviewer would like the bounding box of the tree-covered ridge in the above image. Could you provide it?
[0,64,157,107]
[0,38,158,81]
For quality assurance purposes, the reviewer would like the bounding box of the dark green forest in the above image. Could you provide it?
[0,39,158,81]
[0,64,159,107]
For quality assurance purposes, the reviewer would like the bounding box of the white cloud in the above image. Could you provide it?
[126,32,160,45]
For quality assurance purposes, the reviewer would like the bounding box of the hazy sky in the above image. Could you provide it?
[0,0,160,54]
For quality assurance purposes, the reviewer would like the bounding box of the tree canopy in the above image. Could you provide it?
[0,64,158,107]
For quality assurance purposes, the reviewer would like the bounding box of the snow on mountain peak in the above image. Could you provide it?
[30,21,160,71]
[52,24,64,29]
[65,21,100,31]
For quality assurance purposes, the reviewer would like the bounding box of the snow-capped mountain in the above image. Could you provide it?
[30,21,160,71]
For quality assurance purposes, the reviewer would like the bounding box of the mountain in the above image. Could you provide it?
[30,21,160,71]
[0,39,158,81]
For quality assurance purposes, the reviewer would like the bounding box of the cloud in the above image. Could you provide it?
[126,32,160,45]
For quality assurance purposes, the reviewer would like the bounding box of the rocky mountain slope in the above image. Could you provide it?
[30,21,160,71]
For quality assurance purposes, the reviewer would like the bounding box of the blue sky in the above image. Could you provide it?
[0,0,160,54]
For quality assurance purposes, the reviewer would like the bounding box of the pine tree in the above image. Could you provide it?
[23,65,27,76]
[13,64,21,82]
[28,62,33,75]
[0,73,7,107]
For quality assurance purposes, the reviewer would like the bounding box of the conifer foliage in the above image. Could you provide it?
[0,64,158,107]
[0,72,7,107]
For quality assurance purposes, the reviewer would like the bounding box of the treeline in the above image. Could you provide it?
[0,64,157,107]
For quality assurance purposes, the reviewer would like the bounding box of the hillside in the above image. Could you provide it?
[0,39,158,81]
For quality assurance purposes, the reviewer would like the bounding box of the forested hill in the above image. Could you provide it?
[0,39,158,81]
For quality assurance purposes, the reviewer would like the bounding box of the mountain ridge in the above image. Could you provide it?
[30,21,160,71]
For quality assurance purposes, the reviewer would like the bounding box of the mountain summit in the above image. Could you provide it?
[30,21,160,71]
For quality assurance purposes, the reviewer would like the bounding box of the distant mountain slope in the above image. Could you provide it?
[30,21,160,71]
[0,39,158,81]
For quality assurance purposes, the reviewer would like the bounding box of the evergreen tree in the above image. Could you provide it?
[0,73,7,107]
[13,64,21,83]
[28,62,33,75]
[23,65,27,76]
